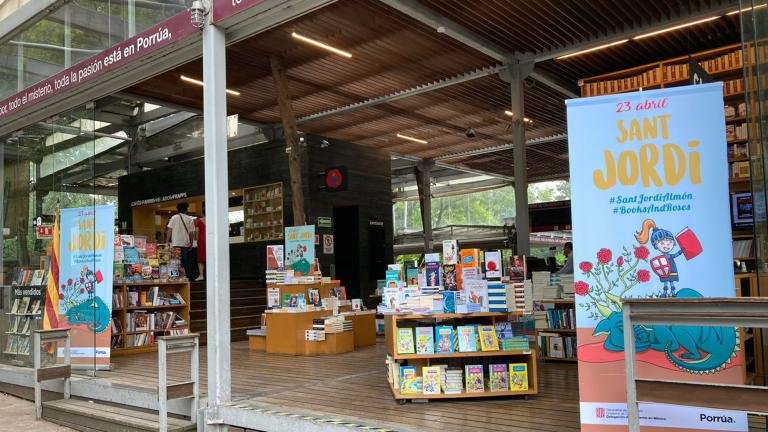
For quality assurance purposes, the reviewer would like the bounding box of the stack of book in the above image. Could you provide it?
[559,274,574,299]
[443,368,463,394]
[265,270,286,285]
[538,332,577,359]
[313,316,350,333]
[534,311,549,329]
[487,283,509,312]
[509,282,526,311]
[501,336,530,351]
[246,327,266,336]
[531,272,550,301]
[539,307,576,329]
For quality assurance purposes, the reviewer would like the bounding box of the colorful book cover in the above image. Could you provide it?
[397,328,415,354]
[296,294,307,311]
[267,287,280,308]
[443,291,456,313]
[422,366,441,395]
[124,247,140,264]
[281,293,291,307]
[134,236,147,252]
[489,364,509,392]
[285,225,315,275]
[266,245,285,271]
[464,364,484,393]
[145,242,158,259]
[509,363,529,391]
[484,249,502,280]
[120,234,135,247]
[478,325,500,351]
[383,287,400,310]
[460,248,481,268]
[457,325,477,352]
[442,264,457,290]
[415,327,435,354]
[114,246,125,263]
[307,288,321,306]
[385,269,401,284]
[113,263,125,281]
[405,267,419,287]
[424,261,441,288]
[435,326,454,353]
[509,255,527,282]
[464,279,487,312]
[442,239,458,264]
[494,321,514,341]
[399,366,420,394]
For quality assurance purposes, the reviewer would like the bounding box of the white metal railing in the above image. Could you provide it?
[623,297,768,431]
[33,328,71,420]
[158,333,199,432]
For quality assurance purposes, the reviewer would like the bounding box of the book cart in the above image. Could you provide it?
[384,312,538,403]
[581,43,764,384]
[111,281,190,355]
[535,299,577,362]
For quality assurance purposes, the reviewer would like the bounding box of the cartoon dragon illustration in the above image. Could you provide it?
[66,296,111,334]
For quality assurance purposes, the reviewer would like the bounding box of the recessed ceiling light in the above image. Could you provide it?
[633,16,720,40]
[504,110,533,124]
[396,133,428,145]
[180,75,240,96]
[556,39,629,60]
[291,32,352,58]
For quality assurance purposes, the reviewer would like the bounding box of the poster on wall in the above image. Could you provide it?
[57,205,115,367]
[285,225,315,275]
[266,245,284,271]
[566,83,746,431]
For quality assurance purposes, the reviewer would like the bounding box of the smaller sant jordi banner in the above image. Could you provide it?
[566,83,746,431]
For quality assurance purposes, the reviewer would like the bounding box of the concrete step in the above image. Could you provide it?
[43,398,195,432]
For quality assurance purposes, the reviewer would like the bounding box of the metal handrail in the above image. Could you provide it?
[622,297,768,431]
[158,333,200,432]
[33,328,71,420]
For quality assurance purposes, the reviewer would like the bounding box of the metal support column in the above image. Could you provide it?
[415,159,434,252]
[127,0,137,37]
[17,44,23,91]
[63,6,71,68]
[202,23,231,431]
[504,61,533,255]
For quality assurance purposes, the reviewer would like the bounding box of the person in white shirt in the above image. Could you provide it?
[166,202,196,279]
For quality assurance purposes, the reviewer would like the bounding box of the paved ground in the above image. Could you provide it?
[0,393,75,431]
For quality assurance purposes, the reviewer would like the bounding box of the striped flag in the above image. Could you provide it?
[44,210,60,330]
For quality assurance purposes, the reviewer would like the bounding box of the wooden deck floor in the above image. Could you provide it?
[91,340,765,432]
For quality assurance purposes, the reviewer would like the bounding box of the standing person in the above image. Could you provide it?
[166,202,196,279]
[194,206,206,281]
[558,241,573,274]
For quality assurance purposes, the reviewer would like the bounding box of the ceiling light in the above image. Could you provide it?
[633,16,720,40]
[180,75,240,96]
[504,111,533,124]
[396,133,428,145]
[556,39,629,60]
[291,32,352,58]
[727,4,768,15]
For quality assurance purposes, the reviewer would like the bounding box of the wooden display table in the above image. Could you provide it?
[256,306,377,356]
[268,281,341,302]
[383,312,538,401]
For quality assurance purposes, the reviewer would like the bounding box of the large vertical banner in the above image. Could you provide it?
[58,205,114,366]
[567,83,747,431]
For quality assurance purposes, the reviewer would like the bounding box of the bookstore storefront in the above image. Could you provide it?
[2,1,768,431]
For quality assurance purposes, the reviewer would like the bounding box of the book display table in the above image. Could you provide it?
[384,312,538,402]
[251,308,376,356]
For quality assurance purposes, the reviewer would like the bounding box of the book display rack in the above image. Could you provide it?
[111,281,190,355]
[384,312,537,402]
[535,299,577,362]
[581,43,763,384]
[2,271,46,366]
[242,182,284,243]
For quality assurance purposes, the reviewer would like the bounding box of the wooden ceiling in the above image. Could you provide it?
[126,0,741,182]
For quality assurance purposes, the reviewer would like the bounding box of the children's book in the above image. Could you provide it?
[494,321,514,341]
[405,267,419,287]
[124,247,141,264]
[434,326,455,354]
[383,287,400,310]
[424,262,441,288]
[442,264,457,290]
[281,294,292,307]
[489,364,509,392]
[509,363,529,391]
[457,325,478,352]
[134,236,147,252]
[399,366,420,394]
[145,242,158,259]
[443,291,456,313]
[464,364,484,393]
[397,328,415,354]
[422,366,441,395]
[478,325,500,351]
[296,294,307,311]
[442,239,458,264]
[415,327,435,355]
[460,248,481,268]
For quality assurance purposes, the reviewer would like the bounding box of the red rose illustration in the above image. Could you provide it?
[597,248,612,264]
[574,281,589,296]
[61,284,66,290]
[58,294,64,300]
[79,288,85,294]
[67,278,73,286]
[636,269,651,283]
[80,277,84,284]
[616,256,624,267]
[579,261,593,273]
[634,246,650,260]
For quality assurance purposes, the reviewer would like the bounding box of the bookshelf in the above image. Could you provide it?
[111,281,190,356]
[535,299,577,362]
[582,43,762,384]
[2,281,45,366]
[242,182,284,243]
[384,312,537,402]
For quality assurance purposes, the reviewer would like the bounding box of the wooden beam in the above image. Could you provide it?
[270,55,306,226]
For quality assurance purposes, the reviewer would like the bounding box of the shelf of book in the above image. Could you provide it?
[387,379,537,400]
[111,281,190,356]
[3,269,46,365]
[242,182,284,243]
[393,349,533,361]
[535,299,577,362]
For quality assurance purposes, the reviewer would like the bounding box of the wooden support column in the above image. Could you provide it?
[270,55,306,226]
[415,159,434,252]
